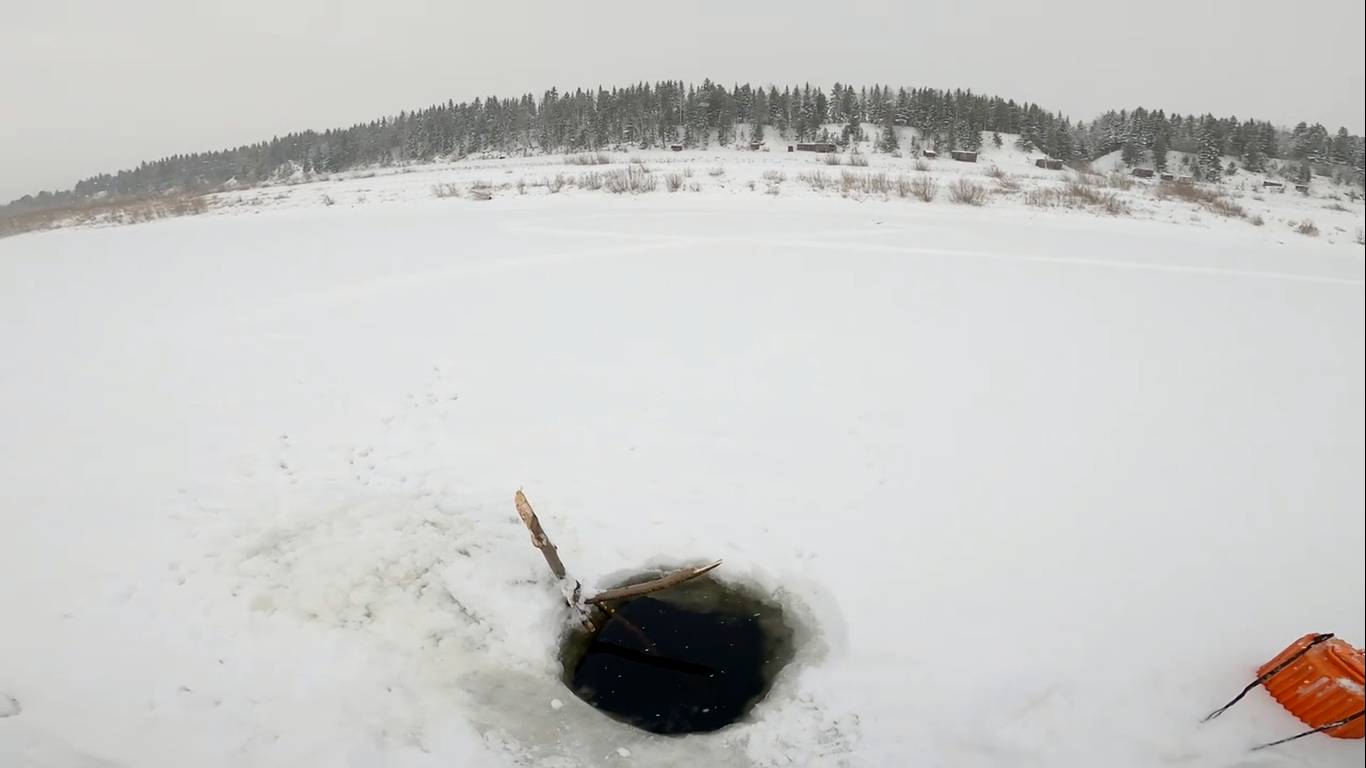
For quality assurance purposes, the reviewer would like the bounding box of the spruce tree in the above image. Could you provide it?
[1197,120,1222,182]
[956,119,982,152]
[842,110,861,146]
[770,87,789,137]
[1151,132,1170,172]
[717,89,737,146]
[879,112,899,152]
[1121,132,1144,166]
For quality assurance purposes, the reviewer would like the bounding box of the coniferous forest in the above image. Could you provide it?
[4,79,1363,216]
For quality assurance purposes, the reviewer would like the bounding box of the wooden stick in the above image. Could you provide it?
[585,560,723,605]
[515,489,568,580]
[515,490,598,632]
[595,602,656,649]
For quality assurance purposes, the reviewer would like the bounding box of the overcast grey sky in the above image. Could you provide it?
[2,0,1362,203]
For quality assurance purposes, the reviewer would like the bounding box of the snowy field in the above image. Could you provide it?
[2,164,1364,767]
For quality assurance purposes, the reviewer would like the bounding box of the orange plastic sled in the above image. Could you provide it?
[1260,633,1365,739]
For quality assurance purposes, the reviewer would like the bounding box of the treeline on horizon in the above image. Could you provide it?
[5,79,1364,214]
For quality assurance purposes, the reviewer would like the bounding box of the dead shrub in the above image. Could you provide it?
[1030,184,1128,215]
[849,154,870,167]
[986,165,1006,179]
[1065,181,1104,207]
[1250,214,1264,226]
[907,174,938,202]
[578,172,603,191]
[799,170,831,190]
[431,182,461,198]
[1154,179,1206,203]
[1106,173,1135,191]
[1155,180,1245,219]
[604,165,656,194]
[1024,188,1061,207]
[762,170,786,183]
[708,167,725,177]
[1205,197,1246,218]
[1,190,214,238]
[564,153,611,166]
[948,178,988,205]
[839,171,891,195]
[1100,194,1131,216]
[822,153,842,166]
[1070,170,1104,187]
[666,173,685,192]
[1295,219,1320,236]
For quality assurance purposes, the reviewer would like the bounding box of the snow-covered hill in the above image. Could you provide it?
[1,142,1363,767]
[206,132,1366,247]
[12,128,1364,247]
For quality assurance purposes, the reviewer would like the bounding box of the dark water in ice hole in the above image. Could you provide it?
[559,573,796,735]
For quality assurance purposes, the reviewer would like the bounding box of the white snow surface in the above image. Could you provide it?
[2,154,1364,768]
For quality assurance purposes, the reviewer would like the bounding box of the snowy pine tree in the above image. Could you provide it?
[1197,119,1222,182]
[1151,132,1170,172]
[879,112,899,152]
[955,119,981,152]
[1121,135,1144,166]
[1243,139,1266,173]
[841,109,861,147]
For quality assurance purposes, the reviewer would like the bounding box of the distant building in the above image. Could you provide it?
[921,149,939,159]
[1262,180,1285,193]
[749,142,764,151]
[669,144,684,152]
[1159,173,1175,181]
[1176,175,1195,184]
[1035,158,1064,170]
[950,150,977,162]
[795,142,837,153]
[1131,168,1155,178]
[1295,183,1310,193]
